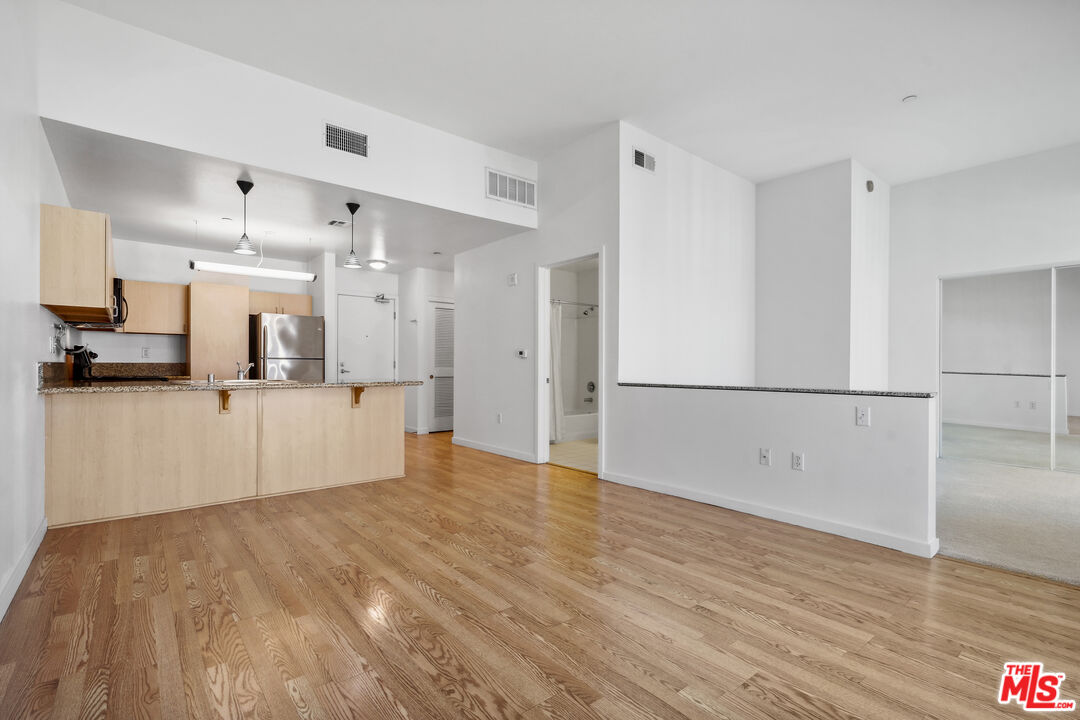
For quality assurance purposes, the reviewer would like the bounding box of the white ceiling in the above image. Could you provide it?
[62,0,1080,184]
[43,120,526,271]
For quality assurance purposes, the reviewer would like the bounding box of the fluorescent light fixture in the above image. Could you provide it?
[366,259,388,270]
[189,260,317,282]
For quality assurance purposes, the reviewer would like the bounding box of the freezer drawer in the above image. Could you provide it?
[261,358,324,382]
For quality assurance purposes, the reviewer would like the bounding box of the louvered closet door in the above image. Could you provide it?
[429,303,454,432]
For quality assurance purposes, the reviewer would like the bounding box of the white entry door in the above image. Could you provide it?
[429,302,454,432]
[338,294,396,381]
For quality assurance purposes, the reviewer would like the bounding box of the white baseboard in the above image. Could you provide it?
[452,436,538,463]
[603,471,939,558]
[0,515,47,622]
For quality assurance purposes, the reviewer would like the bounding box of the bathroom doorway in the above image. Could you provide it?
[540,255,601,475]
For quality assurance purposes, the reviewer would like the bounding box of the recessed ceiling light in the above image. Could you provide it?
[901,94,918,103]
[367,259,388,270]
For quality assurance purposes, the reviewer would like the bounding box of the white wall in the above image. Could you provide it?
[38,0,537,230]
[942,373,1065,433]
[849,161,890,390]
[618,124,756,385]
[891,142,1080,392]
[755,160,853,388]
[454,124,619,461]
[941,270,1051,374]
[0,0,50,620]
[604,387,938,556]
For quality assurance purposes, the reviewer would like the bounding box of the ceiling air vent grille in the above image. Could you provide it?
[486,168,537,209]
[325,123,368,157]
[327,220,347,227]
[633,148,656,172]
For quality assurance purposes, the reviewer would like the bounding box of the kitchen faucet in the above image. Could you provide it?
[237,361,255,380]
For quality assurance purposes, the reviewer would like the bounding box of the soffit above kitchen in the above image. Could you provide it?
[43,120,527,271]
[60,0,1080,185]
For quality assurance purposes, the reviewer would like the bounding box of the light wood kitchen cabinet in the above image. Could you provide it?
[188,281,250,379]
[249,290,313,315]
[279,292,313,315]
[40,204,115,323]
[45,391,258,526]
[121,280,188,334]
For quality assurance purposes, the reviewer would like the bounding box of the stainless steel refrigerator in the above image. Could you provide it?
[250,313,325,381]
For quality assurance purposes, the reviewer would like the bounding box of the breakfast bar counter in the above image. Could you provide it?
[42,380,422,526]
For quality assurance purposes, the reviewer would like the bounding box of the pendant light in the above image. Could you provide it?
[343,202,363,269]
[233,180,256,255]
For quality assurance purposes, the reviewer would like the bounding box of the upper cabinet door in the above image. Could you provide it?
[278,293,313,316]
[122,280,188,334]
[40,204,114,321]
[249,291,280,315]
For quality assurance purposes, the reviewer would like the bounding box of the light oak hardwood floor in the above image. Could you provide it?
[0,432,1076,719]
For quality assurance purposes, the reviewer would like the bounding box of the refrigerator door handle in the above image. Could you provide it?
[262,324,268,379]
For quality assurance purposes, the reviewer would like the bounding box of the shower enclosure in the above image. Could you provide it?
[549,298,599,443]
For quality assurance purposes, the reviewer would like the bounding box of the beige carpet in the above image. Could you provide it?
[937,457,1080,585]
[548,438,598,474]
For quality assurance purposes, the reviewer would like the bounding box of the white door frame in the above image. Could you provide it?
[534,248,606,478]
[336,292,399,382]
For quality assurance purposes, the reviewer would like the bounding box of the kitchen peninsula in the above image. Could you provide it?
[40,379,422,526]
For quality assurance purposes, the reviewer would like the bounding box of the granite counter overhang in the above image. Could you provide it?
[39,379,423,395]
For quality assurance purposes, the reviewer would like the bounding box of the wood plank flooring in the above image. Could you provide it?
[0,432,1076,719]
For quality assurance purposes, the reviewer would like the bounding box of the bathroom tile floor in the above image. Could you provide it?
[548,437,598,474]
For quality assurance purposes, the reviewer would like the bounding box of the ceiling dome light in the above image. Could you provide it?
[343,202,363,269]
[367,259,388,271]
[233,180,257,255]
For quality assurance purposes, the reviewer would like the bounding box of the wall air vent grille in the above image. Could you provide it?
[325,123,368,157]
[486,168,537,209]
[633,148,656,172]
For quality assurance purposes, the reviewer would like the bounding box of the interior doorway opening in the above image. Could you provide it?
[539,254,601,475]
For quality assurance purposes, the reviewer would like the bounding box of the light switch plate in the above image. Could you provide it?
[759,448,772,466]
[855,406,870,427]
[507,272,519,287]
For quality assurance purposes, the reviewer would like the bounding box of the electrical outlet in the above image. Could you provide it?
[507,273,518,287]
[497,412,503,424]
[759,448,772,466]
[1030,401,1037,410]
[791,452,806,471]
[855,406,871,427]
[141,347,151,359]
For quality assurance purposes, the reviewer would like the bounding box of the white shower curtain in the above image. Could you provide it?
[550,304,565,443]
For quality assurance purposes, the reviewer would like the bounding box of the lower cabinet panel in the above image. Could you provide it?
[45,391,258,526]
[45,386,406,526]
[258,386,405,496]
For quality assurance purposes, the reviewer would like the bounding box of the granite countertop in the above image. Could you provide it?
[617,382,935,399]
[40,379,423,395]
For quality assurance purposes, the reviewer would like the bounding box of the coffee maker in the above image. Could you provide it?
[64,345,98,382]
